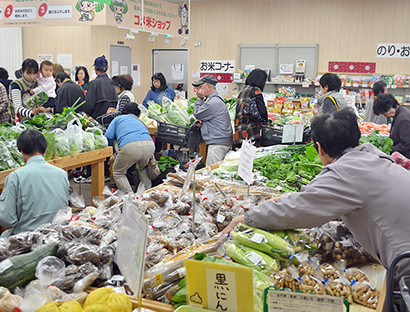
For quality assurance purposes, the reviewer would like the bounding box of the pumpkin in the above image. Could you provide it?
[83,304,113,312]
[83,288,132,312]
[36,300,83,312]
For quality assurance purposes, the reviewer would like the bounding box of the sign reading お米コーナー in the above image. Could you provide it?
[0,0,189,36]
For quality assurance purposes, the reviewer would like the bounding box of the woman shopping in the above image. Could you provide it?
[104,102,155,193]
[142,72,175,108]
[317,73,347,114]
[75,66,90,93]
[234,68,268,147]
[10,58,46,121]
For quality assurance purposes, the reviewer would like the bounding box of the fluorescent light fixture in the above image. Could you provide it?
[194,38,202,47]
[181,37,188,46]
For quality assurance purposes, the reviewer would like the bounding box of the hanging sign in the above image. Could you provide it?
[377,43,410,58]
[186,259,254,312]
[0,0,188,36]
[328,61,376,74]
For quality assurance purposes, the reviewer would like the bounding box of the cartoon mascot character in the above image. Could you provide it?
[178,3,189,35]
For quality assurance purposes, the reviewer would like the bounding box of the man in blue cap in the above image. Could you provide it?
[83,56,118,121]
[192,75,233,166]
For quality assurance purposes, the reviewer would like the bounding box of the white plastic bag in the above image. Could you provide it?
[66,118,83,155]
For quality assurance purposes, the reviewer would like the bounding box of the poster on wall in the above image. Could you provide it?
[377,43,410,58]
[131,64,140,86]
[57,54,73,72]
[0,0,190,37]
[37,54,53,63]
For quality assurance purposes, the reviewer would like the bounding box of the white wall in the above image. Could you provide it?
[0,27,23,80]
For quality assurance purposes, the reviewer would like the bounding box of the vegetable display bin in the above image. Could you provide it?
[261,125,283,146]
[156,122,202,148]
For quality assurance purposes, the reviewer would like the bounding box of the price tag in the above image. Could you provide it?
[0,259,12,273]
[186,260,254,312]
[392,85,397,89]
[345,83,351,87]
[238,140,256,185]
[264,287,344,312]
[353,83,359,87]
[302,82,310,88]
[282,124,304,144]
[248,252,263,265]
[216,213,226,223]
[250,233,264,244]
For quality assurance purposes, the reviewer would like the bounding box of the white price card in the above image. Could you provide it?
[216,213,226,223]
[282,124,304,144]
[250,233,264,244]
[248,252,263,265]
[238,140,256,185]
[265,288,344,312]
[116,196,148,298]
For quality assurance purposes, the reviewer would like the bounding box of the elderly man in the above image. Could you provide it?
[0,130,69,236]
[223,108,410,288]
[193,75,233,166]
[83,56,118,121]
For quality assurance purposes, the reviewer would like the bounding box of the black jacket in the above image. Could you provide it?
[390,105,410,158]
[55,80,85,114]
[83,73,118,121]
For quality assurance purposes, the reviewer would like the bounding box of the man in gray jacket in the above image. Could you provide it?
[223,108,410,286]
[193,75,233,166]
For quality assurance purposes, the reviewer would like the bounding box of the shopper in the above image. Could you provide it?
[222,108,410,286]
[317,73,347,114]
[75,66,90,93]
[373,93,410,158]
[10,58,45,120]
[193,75,233,166]
[104,102,155,193]
[0,67,12,97]
[109,74,135,115]
[0,130,69,237]
[54,72,85,114]
[83,56,118,121]
[363,80,388,124]
[0,83,11,124]
[142,72,175,109]
[234,68,268,148]
[52,63,65,79]
[31,60,56,111]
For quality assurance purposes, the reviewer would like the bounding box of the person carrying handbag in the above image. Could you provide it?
[234,68,269,148]
[104,102,156,193]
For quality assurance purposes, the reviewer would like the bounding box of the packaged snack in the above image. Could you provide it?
[352,281,379,308]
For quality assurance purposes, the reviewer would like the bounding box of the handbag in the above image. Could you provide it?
[146,155,161,180]
[242,91,263,122]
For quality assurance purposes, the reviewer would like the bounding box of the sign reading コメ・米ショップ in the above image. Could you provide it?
[0,0,190,36]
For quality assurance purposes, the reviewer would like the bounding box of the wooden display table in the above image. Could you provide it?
[0,147,113,199]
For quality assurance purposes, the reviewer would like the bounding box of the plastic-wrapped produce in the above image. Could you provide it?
[35,256,66,288]
[8,231,40,256]
[352,281,379,308]
[58,242,101,265]
[299,274,326,295]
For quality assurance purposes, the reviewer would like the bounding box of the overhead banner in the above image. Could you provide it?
[0,0,189,36]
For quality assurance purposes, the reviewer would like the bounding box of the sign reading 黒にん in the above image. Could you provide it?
[0,0,190,36]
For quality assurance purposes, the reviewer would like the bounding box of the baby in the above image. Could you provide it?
[31,60,56,111]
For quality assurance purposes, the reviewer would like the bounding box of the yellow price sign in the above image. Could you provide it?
[185,259,254,312]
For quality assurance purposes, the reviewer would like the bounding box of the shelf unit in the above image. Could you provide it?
[233,80,316,95]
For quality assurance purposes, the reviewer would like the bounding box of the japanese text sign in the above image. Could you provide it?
[264,287,344,312]
[282,124,304,144]
[200,60,236,73]
[238,140,256,185]
[0,0,187,36]
[116,197,148,298]
[186,259,254,312]
[377,43,410,58]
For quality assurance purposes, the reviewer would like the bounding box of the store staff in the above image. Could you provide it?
[373,93,410,158]
[0,130,69,237]
[223,108,410,286]
[193,75,233,166]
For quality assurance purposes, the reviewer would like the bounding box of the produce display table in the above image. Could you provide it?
[0,147,113,199]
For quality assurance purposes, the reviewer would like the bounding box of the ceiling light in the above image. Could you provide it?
[165,34,174,44]
[194,38,202,47]
[148,32,158,43]
[181,37,188,46]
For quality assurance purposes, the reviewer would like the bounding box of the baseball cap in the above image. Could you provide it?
[93,56,108,68]
[192,75,218,87]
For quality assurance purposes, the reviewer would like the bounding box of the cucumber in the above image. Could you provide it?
[0,243,57,290]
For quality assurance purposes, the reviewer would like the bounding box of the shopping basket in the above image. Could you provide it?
[156,121,202,148]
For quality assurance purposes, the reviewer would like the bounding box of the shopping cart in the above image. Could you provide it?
[385,251,410,312]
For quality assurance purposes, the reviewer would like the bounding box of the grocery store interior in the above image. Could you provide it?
[0,0,410,311]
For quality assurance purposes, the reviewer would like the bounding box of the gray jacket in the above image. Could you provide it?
[318,91,347,114]
[363,99,388,124]
[194,91,233,145]
[245,143,410,282]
